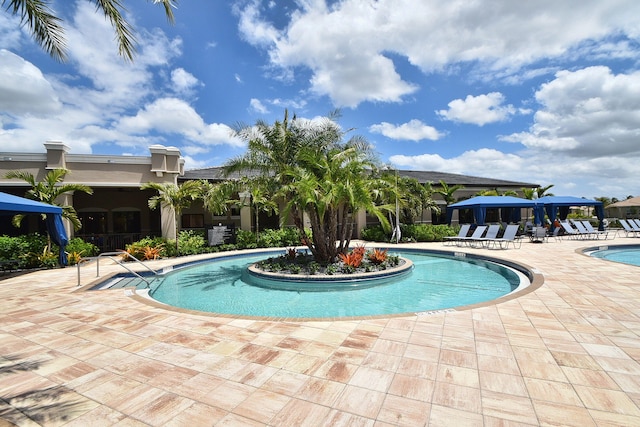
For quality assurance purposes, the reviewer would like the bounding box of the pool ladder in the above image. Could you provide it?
[76,251,160,288]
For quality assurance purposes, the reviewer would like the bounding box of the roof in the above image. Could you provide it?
[606,196,640,208]
[0,191,63,215]
[180,167,538,188]
[448,195,537,209]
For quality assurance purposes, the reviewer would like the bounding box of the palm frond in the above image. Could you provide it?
[4,0,67,61]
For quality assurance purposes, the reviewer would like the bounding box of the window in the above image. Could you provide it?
[182,214,204,228]
[113,211,140,233]
[79,212,107,234]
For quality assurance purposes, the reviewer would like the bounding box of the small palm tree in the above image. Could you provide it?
[4,168,93,250]
[141,180,202,253]
[435,180,464,206]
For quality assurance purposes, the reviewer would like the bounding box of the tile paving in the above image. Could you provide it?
[0,237,639,426]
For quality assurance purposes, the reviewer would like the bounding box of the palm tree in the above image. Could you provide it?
[280,142,389,262]
[4,0,177,61]
[225,110,388,263]
[537,184,555,198]
[4,168,93,250]
[141,180,201,253]
[200,179,237,219]
[241,178,279,245]
[435,180,464,206]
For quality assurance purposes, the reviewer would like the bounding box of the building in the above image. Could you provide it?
[0,142,538,250]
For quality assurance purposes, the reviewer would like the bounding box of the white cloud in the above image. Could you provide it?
[0,50,61,115]
[117,97,243,147]
[502,66,640,157]
[369,119,443,141]
[437,92,516,126]
[171,68,200,93]
[390,146,640,199]
[0,3,246,155]
[250,98,269,114]
[237,0,640,107]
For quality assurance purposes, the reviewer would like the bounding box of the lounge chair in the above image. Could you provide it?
[443,224,471,246]
[471,224,501,248]
[631,219,640,230]
[560,221,584,240]
[455,225,488,247]
[580,220,610,240]
[489,224,522,249]
[619,219,639,238]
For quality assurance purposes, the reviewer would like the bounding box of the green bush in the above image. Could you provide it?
[66,238,100,257]
[0,235,29,270]
[361,224,457,242]
[178,230,207,256]
[236,229,257,249]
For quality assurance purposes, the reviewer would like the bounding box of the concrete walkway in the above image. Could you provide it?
[1,237,639,426]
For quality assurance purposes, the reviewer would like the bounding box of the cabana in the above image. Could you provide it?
[0,192,69,265]
[535,196,605,231]
[446,196,537,225]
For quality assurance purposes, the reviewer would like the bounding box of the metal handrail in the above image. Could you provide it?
[76,251,160,288]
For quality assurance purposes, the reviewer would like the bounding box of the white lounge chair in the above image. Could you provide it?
[471,224,501,248]
[560,221,583,240]
[456,225,488,247]
[580,220,610,240]
[443,223,471,246]
[489,224,522,249]
[619,219,639,238]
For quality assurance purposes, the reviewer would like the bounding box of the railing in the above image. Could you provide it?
[76,251,159,288]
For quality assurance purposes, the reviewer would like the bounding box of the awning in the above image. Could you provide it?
[446,196,537,225]
[535,196,605,230]
[0,192,69,265]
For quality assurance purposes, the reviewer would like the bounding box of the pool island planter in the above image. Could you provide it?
[245,257,414,291]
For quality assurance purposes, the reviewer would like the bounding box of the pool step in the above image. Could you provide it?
[94,276,160,290]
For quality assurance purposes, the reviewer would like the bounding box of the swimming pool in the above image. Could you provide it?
[142,249,530,319]
[589,246,640,267]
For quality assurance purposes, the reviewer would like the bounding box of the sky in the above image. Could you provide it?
[1,0,640,200]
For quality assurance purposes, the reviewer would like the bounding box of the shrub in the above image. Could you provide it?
[66,238,99,257]
[178,230,207,256]
[361,224,457,242]
[360,225,388,242]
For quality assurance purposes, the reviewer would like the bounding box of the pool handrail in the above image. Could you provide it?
[75,251,160,288]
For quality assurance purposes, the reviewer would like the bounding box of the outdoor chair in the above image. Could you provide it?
[488,224,522,249]
[529,226,548,243]
[471,224,501,248]
[619,219,639,238]
[560,221,585,240]
[580,220,610,240]
[443,223,471,246]
[455,225,488,247]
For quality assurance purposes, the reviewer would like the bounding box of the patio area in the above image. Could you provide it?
[1,237,639,426]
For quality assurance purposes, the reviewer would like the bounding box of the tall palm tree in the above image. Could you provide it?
[4,168,93,250]
[3,0,177,61]
[141,180,201,253]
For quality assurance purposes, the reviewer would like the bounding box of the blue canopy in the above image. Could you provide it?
[534,196,605,230]
[446,196,537,225]
[0,192,69,265]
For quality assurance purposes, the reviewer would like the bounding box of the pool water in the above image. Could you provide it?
[590,247,640,267]
[148,250,524,318]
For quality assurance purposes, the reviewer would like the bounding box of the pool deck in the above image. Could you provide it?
[1,237,639,426]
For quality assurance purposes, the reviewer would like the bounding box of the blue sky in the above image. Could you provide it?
[1,1,640,200]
